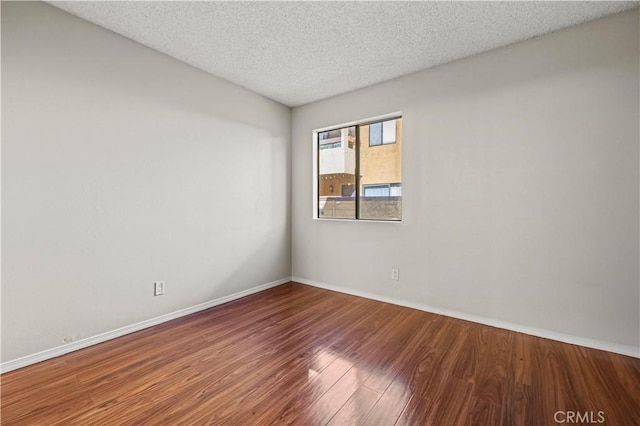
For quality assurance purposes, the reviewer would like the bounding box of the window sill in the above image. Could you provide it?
[313,217,402,224]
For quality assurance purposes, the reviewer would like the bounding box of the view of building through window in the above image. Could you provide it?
[318,117,402,221]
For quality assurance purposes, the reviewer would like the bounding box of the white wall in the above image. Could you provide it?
[1,2,290,362]
[292,9,640,353]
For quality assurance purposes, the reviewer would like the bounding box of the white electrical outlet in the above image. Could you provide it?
[391,268,399,281]
[62,333,85,344]
[154,281,165,296]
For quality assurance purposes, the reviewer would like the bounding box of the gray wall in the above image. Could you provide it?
[2,2,638,364]
[292,9,640,352]
[1,2,291,362]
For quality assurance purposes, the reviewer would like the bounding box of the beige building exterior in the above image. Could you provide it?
[359,118,402,192]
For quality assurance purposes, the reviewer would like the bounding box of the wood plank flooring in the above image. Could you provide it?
[2,282,639,425]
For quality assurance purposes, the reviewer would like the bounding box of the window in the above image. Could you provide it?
[316,116,402,221]
[363,183,402,197]
[319,129,342,140]
[319,129,344,151]
[369,119,397,146]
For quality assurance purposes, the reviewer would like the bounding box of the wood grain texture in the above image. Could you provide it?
[2,282,639,425]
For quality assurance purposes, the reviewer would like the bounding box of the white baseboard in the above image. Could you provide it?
[292,276,640,359]
[4,275,635,374]
[0,277,291,374]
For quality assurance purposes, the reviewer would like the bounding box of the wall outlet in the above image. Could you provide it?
[391,268,399,281]
[154,281,165,296]
[62,333,85,344]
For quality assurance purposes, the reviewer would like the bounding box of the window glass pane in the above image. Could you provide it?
[382,120,396,144]
[359,118,402,220]
[364,185,390,197]
[318,126,356,219]
[370,122,382,146]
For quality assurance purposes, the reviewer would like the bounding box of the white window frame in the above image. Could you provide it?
[312,111,403,223]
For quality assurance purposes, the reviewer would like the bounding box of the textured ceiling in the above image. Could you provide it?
[48,1,639,107]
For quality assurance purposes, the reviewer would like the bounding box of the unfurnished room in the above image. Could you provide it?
[1,1,639,424]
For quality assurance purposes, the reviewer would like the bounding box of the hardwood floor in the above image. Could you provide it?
[2,282,639,425]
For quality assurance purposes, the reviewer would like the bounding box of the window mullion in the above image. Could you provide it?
[317,132,321,218]
[355,124,361,220]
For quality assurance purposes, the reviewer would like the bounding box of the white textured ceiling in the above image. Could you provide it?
[48,1,639,107]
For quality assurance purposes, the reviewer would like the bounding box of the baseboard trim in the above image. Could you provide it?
[292,276,639,359]
[0,277,291,374]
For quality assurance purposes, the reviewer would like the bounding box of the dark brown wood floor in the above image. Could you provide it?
[1,282,639,425]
